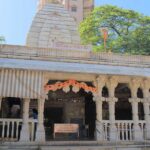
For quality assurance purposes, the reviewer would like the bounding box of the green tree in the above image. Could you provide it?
[79,5,150,55]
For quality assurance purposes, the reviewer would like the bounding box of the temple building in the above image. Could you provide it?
[38,0,94,24]
[0,0,150,149]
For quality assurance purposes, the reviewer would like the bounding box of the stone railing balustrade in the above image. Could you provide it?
[0,118,22,141]
[101,120,110,140]
[29,119,38,141]
[0,44,150,68]
[0,118,37,142]
[102,120,146,141]
[115,120,134,141]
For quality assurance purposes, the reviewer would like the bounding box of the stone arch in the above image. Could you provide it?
[137,87,143,98]
[115,83,132,120]
[102,86,109,98]
[44,79,96,140]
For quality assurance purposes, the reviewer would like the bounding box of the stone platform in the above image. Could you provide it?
[0,141,150,150]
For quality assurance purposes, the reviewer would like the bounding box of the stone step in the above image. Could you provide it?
[39,146,143,150]
[0,142,150,150]
[0,145,148,150]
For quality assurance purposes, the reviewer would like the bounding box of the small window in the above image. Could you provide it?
[71,6,77,12]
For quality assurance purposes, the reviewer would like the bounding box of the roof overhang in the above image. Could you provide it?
[0,58,150,77]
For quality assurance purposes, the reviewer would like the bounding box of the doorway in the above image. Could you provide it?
[115,83,132,120]
[44,80,96,140]
[44,107,63,140]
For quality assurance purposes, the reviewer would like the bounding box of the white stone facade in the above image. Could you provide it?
[26,3,81,48]
[0,0,150,147]
[38,0,94,24]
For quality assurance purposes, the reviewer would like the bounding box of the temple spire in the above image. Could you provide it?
[38,0,60,10]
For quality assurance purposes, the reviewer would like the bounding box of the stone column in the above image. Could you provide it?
[35,99,45,142]
[94,76,107,141]
[95,96,105,141]
[107,76,118,141]
[0,97,2,111]
[129,98,143,141]
[143,79,150,139]
[129,79,143,141]
[108,97,118,141]
[20,98,30,142]
[143,99,150,139]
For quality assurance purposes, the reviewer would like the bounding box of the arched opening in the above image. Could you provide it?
[1,97,22,118]
[137,88,144,120]
[102,86,109,120]
[44,80,96,141]
[115,83,132,120]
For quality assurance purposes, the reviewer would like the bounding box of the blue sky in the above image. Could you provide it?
[0,0,150,45]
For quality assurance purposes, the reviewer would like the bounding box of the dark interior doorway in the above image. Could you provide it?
[44,107,63,140]
[1,97,21,118]
[44,80,96,140]
[84,92,96,139]
[44,107,63,124]
[115,83,132,120]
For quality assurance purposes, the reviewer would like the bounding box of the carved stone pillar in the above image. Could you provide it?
[107,76,118,141]
[0,97,2,111]
[20,99,30,141]
[94,76,107,141]
[129,78,143,141]
[35,99,45,142]
[143,99,150,139]
[143,79,150,139]
[94,96,105,141]
[108,97,118,141]
[129,98,143,141]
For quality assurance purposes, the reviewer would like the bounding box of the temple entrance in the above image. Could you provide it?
[45,107,63,124]
[44,107,63,140]
[44,80,96,141]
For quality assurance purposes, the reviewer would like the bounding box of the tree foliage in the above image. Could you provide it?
[79,5,150,55]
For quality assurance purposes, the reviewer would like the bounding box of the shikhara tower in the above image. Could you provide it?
[38,0,94,24]
[27,0,81,48]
